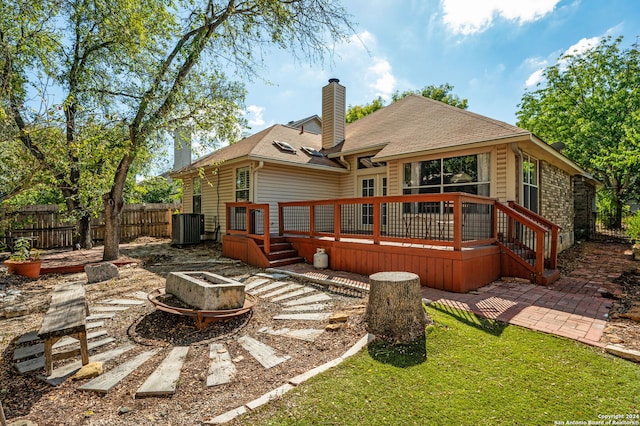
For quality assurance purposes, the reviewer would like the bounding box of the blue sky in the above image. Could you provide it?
[240,0,640,133]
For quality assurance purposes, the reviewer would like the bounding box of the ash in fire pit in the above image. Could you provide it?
[166,271,245,310]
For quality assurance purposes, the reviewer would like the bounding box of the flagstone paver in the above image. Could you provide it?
[136,346,190,397]
[247,281,290,295]
[78,350,158,393]
[238,336,290,369]
[282,293,332,306]
[261,283,303,299]
[99,298,146,306]
[270,287,315,302]
[273,313,332,321]
[258,327,324,342]
[207,343,237,387]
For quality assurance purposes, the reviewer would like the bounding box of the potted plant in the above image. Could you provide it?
[4,237,42,278]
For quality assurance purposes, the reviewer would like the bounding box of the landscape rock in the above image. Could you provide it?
[328,312,349,323]
[85,263,119,284]
[73,362,104,380]
[325,323,343,331]
[606,344,640,363]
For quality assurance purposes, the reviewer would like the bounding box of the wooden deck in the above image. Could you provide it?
[223,193,560,292]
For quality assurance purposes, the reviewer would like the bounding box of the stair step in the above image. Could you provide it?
[266,250,299,261]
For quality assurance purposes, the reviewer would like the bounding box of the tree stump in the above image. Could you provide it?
[365,271,427,344]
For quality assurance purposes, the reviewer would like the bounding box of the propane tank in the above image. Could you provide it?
[313,248,329,269]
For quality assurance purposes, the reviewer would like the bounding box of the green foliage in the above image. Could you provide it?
[392,83,469,109]
[625,210,640,243]
[346,83,468,123]
[126,176,182,204]
[238,305,640,425]
[346,97,385,124]
[596,189,630,229]
[517,36,640,228]
[9,237,40,261]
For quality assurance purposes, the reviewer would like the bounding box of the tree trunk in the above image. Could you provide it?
[102,153,133,261]
[365,271,427,344]
[102,193,123,261]
[76,214,93,249]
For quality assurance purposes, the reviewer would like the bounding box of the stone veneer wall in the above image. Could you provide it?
[573,176,596,240]
[540,161,574,252]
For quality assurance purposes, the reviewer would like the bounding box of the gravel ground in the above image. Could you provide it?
[0,239,367,425]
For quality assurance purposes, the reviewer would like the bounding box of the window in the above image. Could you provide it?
[235,167,250,201]
[301,146,324,157]
[361,178,375,225]
[402,154,491,213]
[192,177,202,214]
[523,154,539,213]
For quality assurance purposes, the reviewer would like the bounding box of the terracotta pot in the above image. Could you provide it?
[4,260,43,278]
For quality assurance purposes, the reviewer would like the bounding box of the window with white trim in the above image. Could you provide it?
[192,177,202,214]
[235,167,250,201]
[522,154,539,213]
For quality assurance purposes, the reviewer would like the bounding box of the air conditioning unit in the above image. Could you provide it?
[172,214,204,246]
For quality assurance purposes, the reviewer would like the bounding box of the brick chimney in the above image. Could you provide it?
[321,78,346,150]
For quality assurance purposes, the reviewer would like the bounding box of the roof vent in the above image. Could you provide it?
[273,140,296,153]
[328,78,340,83]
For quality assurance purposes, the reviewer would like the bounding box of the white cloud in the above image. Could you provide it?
[367,58,397,100]
[525,69,545,88]
[441,0,561,35]
[245,105,265,127]
[562,36,600,57]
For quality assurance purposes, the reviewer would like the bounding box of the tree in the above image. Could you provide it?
[392,83,469,109]
[98,0,354,260]
[346,83,468,123]
[346,96,385,123]
[517,36,640,228]
[0,0,149,248]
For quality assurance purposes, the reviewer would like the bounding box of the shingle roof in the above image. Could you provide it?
[335,95,530,159]
[173,124,344,174]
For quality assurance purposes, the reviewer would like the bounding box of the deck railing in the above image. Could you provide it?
[279,193,497,250]
[226,194,558,281]
[226,202,271,254]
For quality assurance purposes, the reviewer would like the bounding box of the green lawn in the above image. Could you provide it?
[233,304,640,425]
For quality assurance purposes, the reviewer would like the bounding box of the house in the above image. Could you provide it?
[171,79,597,292]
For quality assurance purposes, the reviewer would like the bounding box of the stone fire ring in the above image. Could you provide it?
[147,289,256,330]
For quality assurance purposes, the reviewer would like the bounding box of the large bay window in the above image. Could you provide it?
[403,153,491,196]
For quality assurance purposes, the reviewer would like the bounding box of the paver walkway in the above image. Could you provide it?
[277,242,636,348]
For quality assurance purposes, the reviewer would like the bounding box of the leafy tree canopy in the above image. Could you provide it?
[517,35,640,227]
[346,84,468,124]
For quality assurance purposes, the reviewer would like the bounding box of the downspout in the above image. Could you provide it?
[511,142,523,206]
[252,161,265,202]
[337,155,351,171]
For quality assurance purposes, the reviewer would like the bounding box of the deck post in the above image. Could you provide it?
[278,203,284,236]
[334,202,341,242]
[373,200,381,244]
[309,204,315,237]
[453,195,463,250]
[263,205,270,255]
[549,225,559,269]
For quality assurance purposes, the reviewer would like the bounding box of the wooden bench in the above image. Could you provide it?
[38,281,90,376]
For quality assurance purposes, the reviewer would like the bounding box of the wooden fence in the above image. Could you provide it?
[1,203,179,249]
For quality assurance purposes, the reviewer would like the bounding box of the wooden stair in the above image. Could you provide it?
[259,237,304,268]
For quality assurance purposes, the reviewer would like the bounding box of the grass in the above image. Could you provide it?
[233,304,640,425]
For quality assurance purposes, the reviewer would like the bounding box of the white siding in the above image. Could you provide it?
[255,164,341,232]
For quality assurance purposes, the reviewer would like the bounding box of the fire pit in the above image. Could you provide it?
[148,271,255,330]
